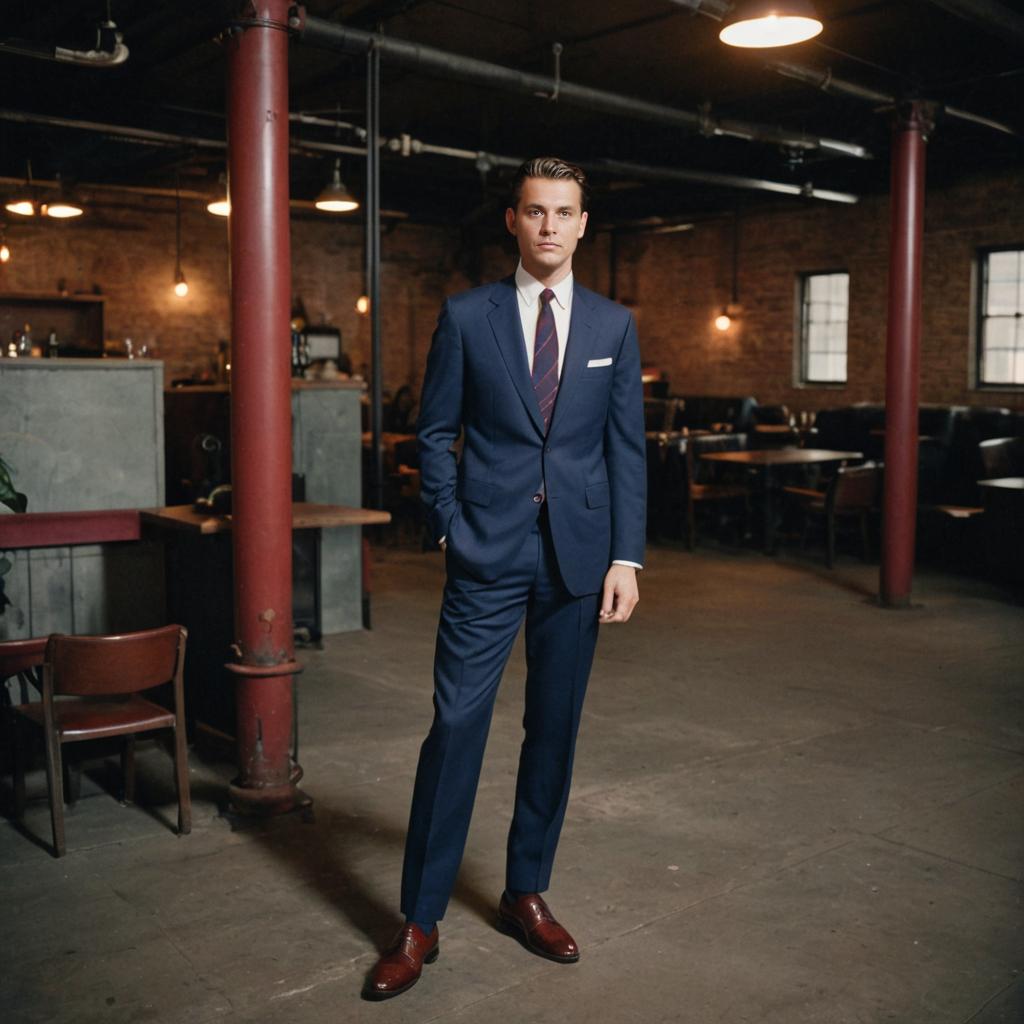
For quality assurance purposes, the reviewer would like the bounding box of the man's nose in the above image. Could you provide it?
[541,215,557,233]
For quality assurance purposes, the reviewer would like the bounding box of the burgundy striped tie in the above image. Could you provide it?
[532,288,559,432]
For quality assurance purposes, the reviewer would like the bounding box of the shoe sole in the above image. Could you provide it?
[497,911,580,964]
[361,944,439,1000]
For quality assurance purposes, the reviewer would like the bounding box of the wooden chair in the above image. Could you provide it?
[978,437,1024,480]
[1,638,47,799]
[784,463,881,568]
[10,624,190,857]
[683,433,751,550]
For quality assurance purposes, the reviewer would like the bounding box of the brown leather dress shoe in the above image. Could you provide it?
[498,892,580,963]
[363,923,439,1000]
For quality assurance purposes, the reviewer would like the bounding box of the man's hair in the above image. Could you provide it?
[509,157,590,213]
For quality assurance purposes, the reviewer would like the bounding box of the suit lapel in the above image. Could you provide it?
[487,277,546,437]
[547,283,596,438]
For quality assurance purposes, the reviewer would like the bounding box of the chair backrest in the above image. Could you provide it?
[979,436,1024,479]
[830,463,881,511]
[0,636,47,679]
[685,432,749,483]
[45,624,186,697]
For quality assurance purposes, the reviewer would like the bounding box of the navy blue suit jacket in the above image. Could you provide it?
[417,275,646,597]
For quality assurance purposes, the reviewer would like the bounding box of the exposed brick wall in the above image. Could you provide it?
[607,169,1024,415]
[2,168,1021,416]
[0,193,461,392]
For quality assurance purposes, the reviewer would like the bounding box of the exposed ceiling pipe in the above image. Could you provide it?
[926,0,1024,48]
[287,7,872,160]
[595,158,858,204]
[0,108,859,204]
[0,19,129,67]
[769,60,1019,137]
[666,0,733,18]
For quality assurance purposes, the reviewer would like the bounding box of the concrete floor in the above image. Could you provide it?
[2,542,1022,1024]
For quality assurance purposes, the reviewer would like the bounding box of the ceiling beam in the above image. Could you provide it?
[926,0,1024,48]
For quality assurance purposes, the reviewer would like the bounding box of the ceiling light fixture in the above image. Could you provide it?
[719,0,823,48]
[5,160,38,216]
[207,173,230,217]
[315,159,359,213]
[0,226,10,263]
[173,171,188,297]
[715,212,744,331]
[42,176,84,219]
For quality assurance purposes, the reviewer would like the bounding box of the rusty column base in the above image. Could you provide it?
[228,780,312,817]
[225,659,309,816]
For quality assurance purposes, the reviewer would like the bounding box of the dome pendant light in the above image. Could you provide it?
[719,0,823,48]
[173,173,189,297]
[315,159,359,213]
[5,160,38,217]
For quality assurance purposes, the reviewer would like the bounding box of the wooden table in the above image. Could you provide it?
[977,477,1024,492]
[977,478,1024,582]
[700,448,864,553]
[140,502,390,534]
[141,502,391,741]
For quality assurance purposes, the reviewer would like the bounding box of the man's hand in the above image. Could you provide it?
[599,565,639,624]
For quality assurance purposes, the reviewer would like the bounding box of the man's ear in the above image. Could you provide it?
[578,210,589,239]
[505,207,516,235]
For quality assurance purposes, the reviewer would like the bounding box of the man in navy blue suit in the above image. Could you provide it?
[366,157,646,1000]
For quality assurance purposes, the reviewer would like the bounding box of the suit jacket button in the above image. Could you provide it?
[532,493,542,503]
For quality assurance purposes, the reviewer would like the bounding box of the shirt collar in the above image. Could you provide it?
[515,262,573,311]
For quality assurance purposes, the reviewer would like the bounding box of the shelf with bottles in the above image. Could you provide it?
[0,291,104,358]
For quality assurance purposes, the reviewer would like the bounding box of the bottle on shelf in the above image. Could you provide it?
[47,328,59,358]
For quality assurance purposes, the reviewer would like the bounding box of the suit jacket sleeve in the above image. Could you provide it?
[605,312,647,567]
[416,298,463,544]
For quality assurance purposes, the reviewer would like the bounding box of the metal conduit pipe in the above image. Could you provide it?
[594,157,859,204]
[769,60,1018,137]
[288,8,872,160]
[926,0,1024,47]
[0,20,129,67]
[0,109,859,205]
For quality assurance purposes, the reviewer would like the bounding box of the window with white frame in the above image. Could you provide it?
[799,271,849,384]
[978,247,1024,387]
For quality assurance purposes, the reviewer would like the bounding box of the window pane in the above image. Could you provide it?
[979,250,1024,387]
[986,280,1019,316]
[801,271,849,383]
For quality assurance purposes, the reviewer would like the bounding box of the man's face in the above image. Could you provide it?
[505,176,588,284]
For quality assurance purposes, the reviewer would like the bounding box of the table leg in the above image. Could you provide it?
[763,465,776,555]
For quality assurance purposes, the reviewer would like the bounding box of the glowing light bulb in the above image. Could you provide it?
[0,243,10,263]
[207,198,230,217]
[355,295,370,315]
[5,199,35,216]
[715,314,732,331]
[174,279,189,297]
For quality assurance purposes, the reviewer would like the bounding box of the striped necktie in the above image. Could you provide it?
[532,288,559,432]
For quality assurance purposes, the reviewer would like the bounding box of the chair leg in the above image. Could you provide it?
[172,725,191,835]
[63,752,81,806]
[859,511,871,562]
[685,498,696,551]
[826,513,836,569]
[44,733,66,858]
[121,734,136,804]
[12,717,26,820]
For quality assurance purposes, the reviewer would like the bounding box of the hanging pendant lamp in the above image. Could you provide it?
[719,0,823,48]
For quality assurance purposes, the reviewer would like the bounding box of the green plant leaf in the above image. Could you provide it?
[0,456,27,514]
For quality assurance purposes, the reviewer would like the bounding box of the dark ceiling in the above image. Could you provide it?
[1,0,1022,231]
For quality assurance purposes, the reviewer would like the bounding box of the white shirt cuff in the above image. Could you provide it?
[612,560,642,570]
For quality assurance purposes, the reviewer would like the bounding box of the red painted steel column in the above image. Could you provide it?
[224,0,303,813]
[880,102,932,608]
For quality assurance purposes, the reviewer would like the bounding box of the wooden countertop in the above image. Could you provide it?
[140,502,390,534]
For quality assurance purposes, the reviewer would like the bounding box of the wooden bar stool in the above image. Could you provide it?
[10,625,191,857]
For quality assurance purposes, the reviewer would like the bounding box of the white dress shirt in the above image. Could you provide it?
[515,262,573,376]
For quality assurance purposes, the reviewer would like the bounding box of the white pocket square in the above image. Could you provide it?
[587,357,613,368]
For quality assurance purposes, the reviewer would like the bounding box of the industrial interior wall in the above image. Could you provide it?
[602,167,1024,413]
[1,167,1021,413]
[0,195,461,390]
